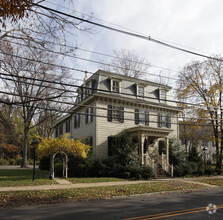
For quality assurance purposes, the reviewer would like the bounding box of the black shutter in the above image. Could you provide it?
[55,127,58,137]
[108,78,111,91]
[145,111,149,126]
[167,115,171,128]
[74,115,76,128]
[92,80,96,93]
[108,105,112,122]
[81,87,83,100]
[85,108,88,124]
[135,108,139,125]
[90,107,93,122]
[108,136,113,156]
[135,84,137,96]
[119,106,124,123]
[89,136,93,146]
[158,113,162,127]
[78,114,81,127]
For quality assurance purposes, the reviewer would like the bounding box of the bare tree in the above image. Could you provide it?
[0,1,94,167]
[177,56,223,171]
[0,40,73,167]
[100,49,150,79]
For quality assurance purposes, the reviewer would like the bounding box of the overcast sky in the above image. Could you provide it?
[46,0,223,87]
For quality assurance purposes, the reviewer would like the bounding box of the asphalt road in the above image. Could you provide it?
[0,188,223,220]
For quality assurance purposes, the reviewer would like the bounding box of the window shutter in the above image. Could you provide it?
[167,115,171,128]
[78,114,81,127]
[158,113,162,127]
[55,127,58,137]
[135,108,139,125]
[135,84,138,96]
[89,136,93,146]
[74,115,77,128]
[85,108,88,124]
[92,80,96,93]
[145,111,149,126]
[108,105,112,122]
[90,107,93,122]
[119,106,124,123]
[108,136,113,156]
[108,78,111,91]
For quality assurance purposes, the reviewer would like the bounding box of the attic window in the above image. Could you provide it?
[159,89,167,103]
[137,85,145,98]
[112,80,120,93]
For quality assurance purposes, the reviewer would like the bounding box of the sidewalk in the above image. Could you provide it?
[0,176,222,192]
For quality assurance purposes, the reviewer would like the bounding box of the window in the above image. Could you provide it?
[55,127,58,138]
[135,109,149,125]
[158,113,171,128]
[74,114,80,128]
[159,90,167,103]
[112,80,120,93]
[65,120,70,133]
[137,85,144,97]
[59,124,63,136]
[85,107,93,124]
[107,105,124,123]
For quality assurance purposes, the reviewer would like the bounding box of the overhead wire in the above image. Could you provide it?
[44,0,211,56]
[0,71,222,124]
[32,3,223,62]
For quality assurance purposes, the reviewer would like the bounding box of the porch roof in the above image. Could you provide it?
[126,125,173,138]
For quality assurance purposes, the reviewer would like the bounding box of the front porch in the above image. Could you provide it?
[127,126,174,178]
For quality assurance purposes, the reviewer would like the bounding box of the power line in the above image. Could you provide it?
[0,94,219,126]
[44,0,211,56]
[2,29,181,76]
[0,71,208,108]
[33,3,223,62]
[1,38,179,82]
[1,71,223,123]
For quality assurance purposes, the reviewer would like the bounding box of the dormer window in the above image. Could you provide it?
[159,89,167,103]
[112,80,120,93]
[137,85,145,98]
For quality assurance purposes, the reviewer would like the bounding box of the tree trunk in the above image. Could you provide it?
[21,125,29,167]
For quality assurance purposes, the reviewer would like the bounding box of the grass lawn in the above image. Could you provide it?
[0,181,204,207]
[68,177,127,184]
[196,178,223,186]
[0,169,56,187]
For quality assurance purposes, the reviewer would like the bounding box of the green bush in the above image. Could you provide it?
[0,158,9,165]
[9,159,16,165]
[134,173,142,180]
[15,157,22,165]
[68,156,91,177]
[89,159,106,177]
[204,167,214,175]
[39,157,50,170]
[215,168,222,175]
[120,171,131,179]
[27,159,34,165]
[141,166,154,179]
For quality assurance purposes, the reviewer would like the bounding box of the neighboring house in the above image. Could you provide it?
[181,140,216,163]
[53,70,182,176]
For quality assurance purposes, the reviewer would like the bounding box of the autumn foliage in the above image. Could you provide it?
[36,134,91,159]
[0,0,34,28]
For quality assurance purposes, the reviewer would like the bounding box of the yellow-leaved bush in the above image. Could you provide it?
[36,134,91,159]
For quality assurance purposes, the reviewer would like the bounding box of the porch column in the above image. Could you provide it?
[139,135,145,165]
[166,137,169,165]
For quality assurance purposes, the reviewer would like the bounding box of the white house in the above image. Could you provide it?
[53,70,182,177]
